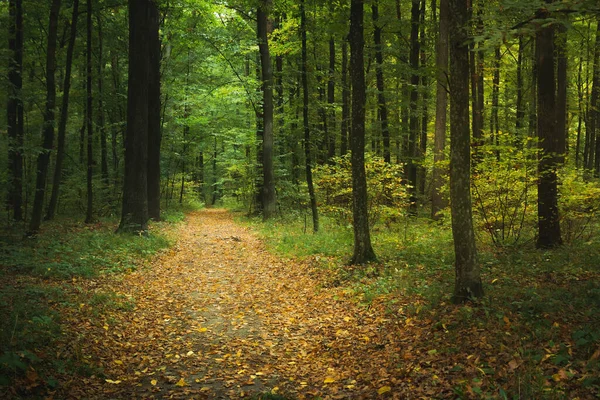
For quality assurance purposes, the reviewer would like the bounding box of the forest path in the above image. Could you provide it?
[63,209,406,399]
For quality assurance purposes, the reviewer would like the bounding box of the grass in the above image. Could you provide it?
[0,210,187,392]
[247,211,600,398]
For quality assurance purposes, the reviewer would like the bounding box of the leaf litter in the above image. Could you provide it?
[10,209,598,399]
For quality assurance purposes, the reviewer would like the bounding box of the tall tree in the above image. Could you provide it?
[97,12,109,185]
[327,35,336,161]
[349,0,376,264]
[536,4,562,248]
[407,0,421,208]
[147,0,162,220]
[372,0,390,163]
[340,37,350,156]
[118,0,151,234]
[85,0,94,224]
[300,0,319,232]
[448,0,483,302]
[7,0,24,221]
[431,0,449,219]
[257,0,277,219]
[28,0,62,235]
[46,0,80,221]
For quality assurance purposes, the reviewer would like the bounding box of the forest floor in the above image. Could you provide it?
[2,209,600,399]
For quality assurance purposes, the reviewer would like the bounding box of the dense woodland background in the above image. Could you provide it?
[2,0,600,397]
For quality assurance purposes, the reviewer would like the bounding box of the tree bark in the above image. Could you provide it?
[448,0,483,302]
[431,0,448,220]
[7,0,24,221]
[408,0,421,209]
[349,0,377,264]
[372,1,390,163]
[340,37,350,157]
[418,0,428,195]
[536,5,562,248]
[118,0,150,234]
[147,0,162,220]
[28,0,62,235]
[327,36,336,161]
[300,0,319,232]
[85,0,94,224]
[257,0,277,219]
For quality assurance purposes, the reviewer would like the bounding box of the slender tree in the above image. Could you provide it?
[85,0,94,224]
[431,0,448,219]
[46,0,80,221]
[349,0,376,264]
[7,0,24,221]
[257,0,277,219]
[448,0,483,302]
[28,0,62,235]
[147,0,162,220]
[340,37,350,156]
[372,0,390,163]
[408,0,421,209]
[300,0,319,232]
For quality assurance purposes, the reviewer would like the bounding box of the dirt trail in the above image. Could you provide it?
[62,210,406,399]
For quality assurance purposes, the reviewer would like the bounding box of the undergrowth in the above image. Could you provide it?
[249,212,600,398]
[0,211,186,393]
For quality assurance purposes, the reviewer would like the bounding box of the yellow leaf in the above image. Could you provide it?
[105,379,121,384]
[114,360,123,365]
[198,327,208,332]
[324,377,336,384]
[151,379,157,386]
[378,386,391,395]
[175,378,187,387]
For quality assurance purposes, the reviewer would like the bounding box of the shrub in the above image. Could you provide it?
[314,153,410,228]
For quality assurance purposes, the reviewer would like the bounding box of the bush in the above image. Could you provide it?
[314,153,411,228]
[471,134,538,246]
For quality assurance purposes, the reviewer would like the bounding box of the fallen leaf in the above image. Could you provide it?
[105,379,121,384]
[324,377,336,384]
[151,379,157,386]
[175,378,186,387]
[378,386,391,395]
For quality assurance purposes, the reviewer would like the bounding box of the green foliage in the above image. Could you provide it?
[559,171,600,243]
[471,134,539,246]
[314,154,411,228]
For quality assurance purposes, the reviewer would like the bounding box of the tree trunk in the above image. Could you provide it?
[340,37,350,156]
[349,0,377,264]
[300,0,319,232]
[147,0,162,220]
[515,36,525,145]
[97,13,108,185]
[536,4,562,249]
[490,46,500,148]
[328,36,336,161]
[28,0,61,235]
[418,0,428,195]
[431,0,448,220]
[448,0,483,302]
[46,0,79,221]
[257,0,277,219]
[7,0,24,221]
[118,0,150,234]
[85,0,94,224]
[408,0,420,209]
[372,1,390,163]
